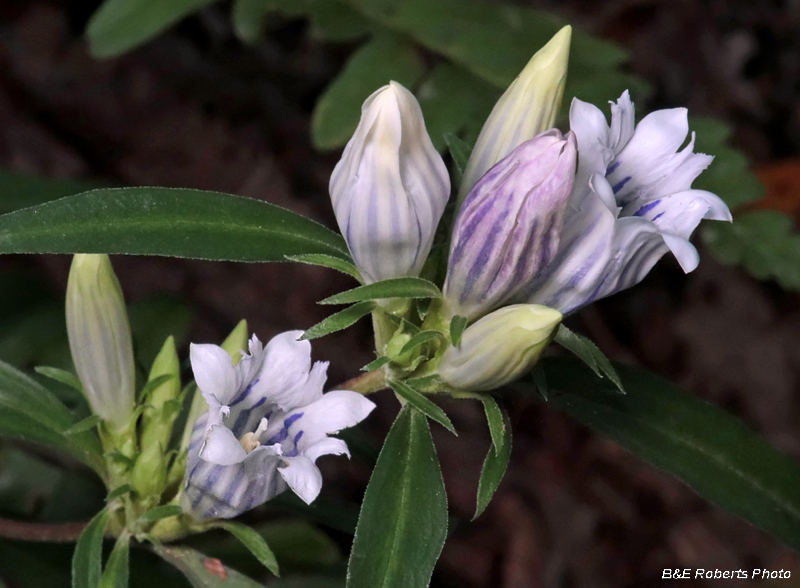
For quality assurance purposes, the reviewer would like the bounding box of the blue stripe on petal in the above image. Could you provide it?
[634,199,661,217]
[606,161,621,175]
[612,176,632,194]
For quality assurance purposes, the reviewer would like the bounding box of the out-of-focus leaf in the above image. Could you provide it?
[417,64,496,152]
[346,407,447,588]
[72,509,110,588]
[474,406,511,519]
[139,505,184,523]
[703,210,800,291]
[98,534,130,588]
[153,545,264,588]
[319,277,441,305]
[531,357,800,552]
[86,0,217,58]
[269,494,359,535]
[0,448,65,517]
[0,188,350,261]
[311,32,425,150]
[691,117,765,210]
[300,301,375,341]
[0,360,103,471]
[128,296,194,371]
[0,169,93,214]
[34,366,83,394]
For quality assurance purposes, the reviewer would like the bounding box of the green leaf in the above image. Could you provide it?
[138,505,184,523]
[418,64,496,151]
[0,360,103,471]
[214,521,280,576]
[98,534,129,588]
[0,169,94,214]
[128,296,194,371]
[480,396,504,454]
[691,117,764,210]
[346,406,448,588]
[106,484,133,502]
[311,32,425,150]
[0,188,349,261]
[398,330,446,356]
[361,356,391,372]
[474,406,512,519]
[703,210,800,292]
[300,301,375,341]
[448,315,468,347]
[153,545,265,588]
[285,254,362,282]
[72,509,109,588]
[554,325,624,393]
[34,366,83,393]
[388,379,456,434]
[536,357,800,552]
[320,277,441,305]
[231,0,272,44]
[139,374,176,402]
[63,415,103,436]
[86,0,216,58]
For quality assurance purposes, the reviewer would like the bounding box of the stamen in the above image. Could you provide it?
[240,418,269,454]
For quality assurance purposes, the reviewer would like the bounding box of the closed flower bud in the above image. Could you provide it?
[66,254,135,429]
[459,26,571,204]
[329,81,450,284]
[444,130,577,321]
[131,441,167,501]
[140,336,181,450]
[438,304,562,391]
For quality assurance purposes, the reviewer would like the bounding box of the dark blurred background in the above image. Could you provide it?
[0,1,799,587]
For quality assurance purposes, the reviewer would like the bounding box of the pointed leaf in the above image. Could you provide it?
[389,379,455,434]
[449,315,468,347]
[98,534,129,588]
[300,301,376,341]
[346,407,448,588]
[63,415,103,436]
[87,0,216,58]
[534,357,800,552]
[320,278,441,305]
[444,133,473,183]
[554,325,624,392]
[285,254,362,282]
[479,396,505,455]
[153,545,265,588]
[399,330,446,356]
[0,188,349,261]
[214,521,280,576]
[138,505,184,523]
[34,366,84,393]
[474,407,512,519]
[106,484,133,502]
[72,509,109,588]
[361,356,391,372]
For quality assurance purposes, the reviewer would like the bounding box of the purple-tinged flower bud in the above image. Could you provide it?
[443,130,577,321]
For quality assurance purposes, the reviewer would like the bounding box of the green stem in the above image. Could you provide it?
[336,369,388,395]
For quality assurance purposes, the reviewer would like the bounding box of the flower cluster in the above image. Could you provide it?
[182,332,375,519]
[329,25,731,391]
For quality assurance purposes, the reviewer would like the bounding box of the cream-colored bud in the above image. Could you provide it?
[458,26,571,206]
[66,254,135,429]
[438,304,562,391]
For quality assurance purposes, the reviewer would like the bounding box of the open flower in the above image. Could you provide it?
[182,331,375,520]
[517,91,732,313]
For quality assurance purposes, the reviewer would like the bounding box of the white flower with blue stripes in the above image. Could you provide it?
[182,331,375,520]
[519,91,732,313]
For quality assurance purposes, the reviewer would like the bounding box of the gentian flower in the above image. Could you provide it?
[329,81,450,284]
[182,331,375,520]
[66,254,135,430]
[443,130,577,321]
[518,91,732,313]
[458,25,571,203]
[438,304,562,391]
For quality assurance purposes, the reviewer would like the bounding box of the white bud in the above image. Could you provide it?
[66,254,135,429]
[330,81,450,284]
[438,304,562,391]
[459,26,571,206]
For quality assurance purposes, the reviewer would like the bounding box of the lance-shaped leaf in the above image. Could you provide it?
[347,406,448,588]
[389,379,456,434]
[0,188,349,261]
[301,302,376,341]
[213,521,280,577]
[554,325,623,392]
[474,406,512,519]
[285,254,362,282]
[97,534,129,588]
[534,357,800,552]
[152,545,265,588]
[319,278,441,305]
[72,509,110,588]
